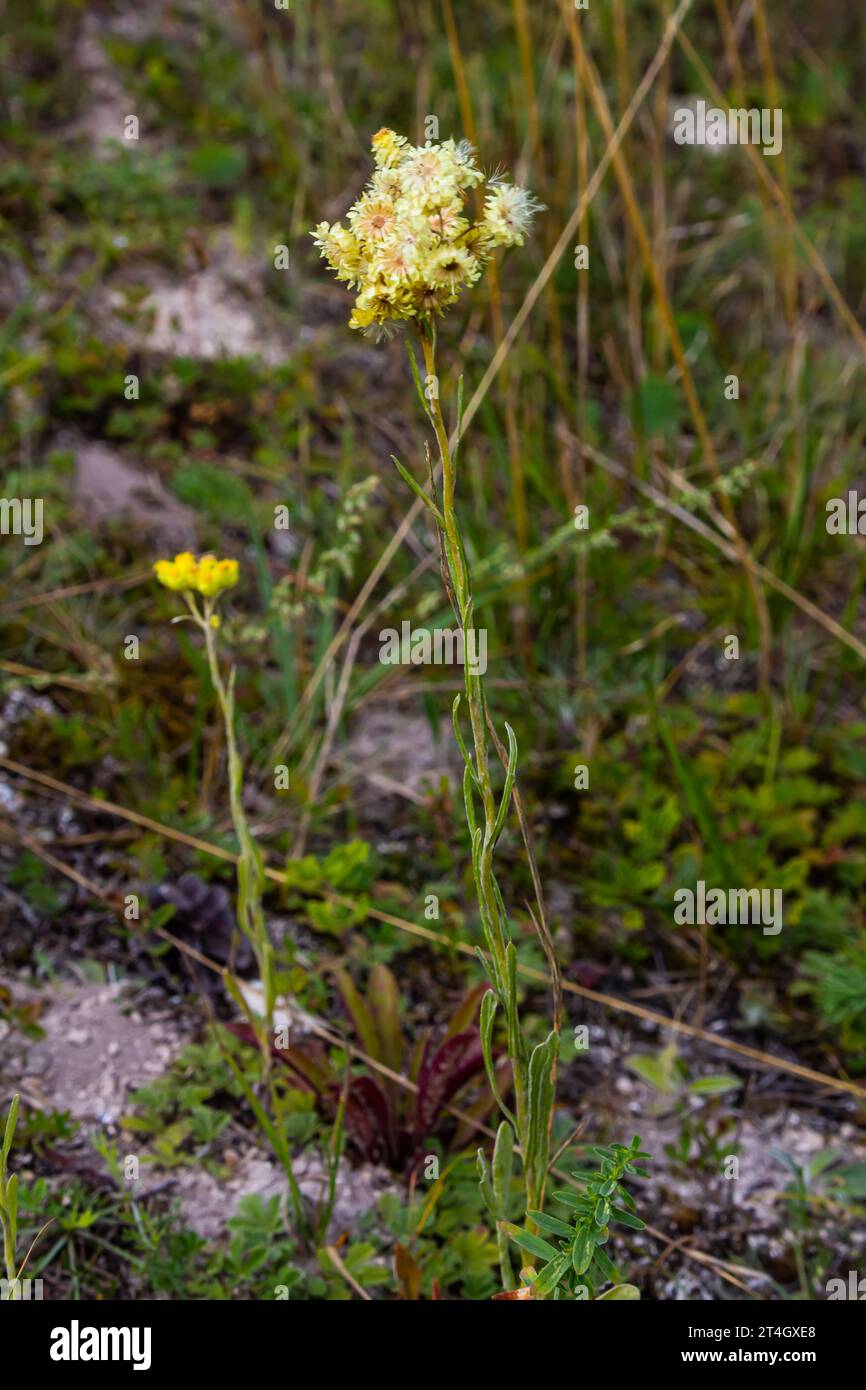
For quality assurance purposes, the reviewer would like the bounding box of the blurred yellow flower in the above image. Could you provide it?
[312,129,542,335]
[153,552,239,597]
[153,551,198,591]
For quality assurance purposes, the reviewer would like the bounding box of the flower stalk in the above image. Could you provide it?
[414,323,557,1250]
[153,555,276,1067]
[198,598,277,1058]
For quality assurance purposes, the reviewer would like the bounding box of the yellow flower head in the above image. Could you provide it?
[153,552,239,598]
[311,221,364,288]
[348,192,400,245]
[312,130,541,336]
[154,551,198,591]
[481,182,545,248]
[371,127,408,169]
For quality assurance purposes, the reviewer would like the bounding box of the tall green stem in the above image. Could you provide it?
[198,601,275,1064]
[195,602,312,1236]
[414,324,557,1226]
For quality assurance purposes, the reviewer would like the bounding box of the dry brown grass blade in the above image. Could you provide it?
[0,660,101,693]
[0,571,150,615]
[324,1245,372,1300]
[0,756,241,863]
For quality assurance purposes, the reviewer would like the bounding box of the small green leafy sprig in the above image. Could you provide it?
[501,1136,651,1299]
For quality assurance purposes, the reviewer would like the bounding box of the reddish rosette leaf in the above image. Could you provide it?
[344,1074,394,1165]
[414,1027,485,1135]
[224,1021,333,1094]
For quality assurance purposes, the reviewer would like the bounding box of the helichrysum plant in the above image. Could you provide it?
[313,131,560,1286]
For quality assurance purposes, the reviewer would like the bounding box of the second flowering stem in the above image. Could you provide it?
[188,595,277,1064]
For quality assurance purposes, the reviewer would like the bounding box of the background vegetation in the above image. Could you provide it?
[1,0,865,1300]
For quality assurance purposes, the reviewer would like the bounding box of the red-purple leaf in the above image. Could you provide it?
[344,1075,394,1165]
[224,1021,332,1094]
[414,1028,485,1134]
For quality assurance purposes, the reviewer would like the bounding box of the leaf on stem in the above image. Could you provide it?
[499,1222,559,1262]
[452,373,465,467]
[451,694,480,786]
[480,990,516,1128]
[406,341,433,420]
[390,455,444,525]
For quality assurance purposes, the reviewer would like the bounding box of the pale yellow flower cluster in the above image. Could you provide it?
[312,129,542,333]
[154,552,239,598]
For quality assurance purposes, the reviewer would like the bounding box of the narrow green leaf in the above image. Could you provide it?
[406,340,431,419]
[491,722,518,844]
[504,943,520,1056]
[592,1245,618,1282]
[534,1251,571,1297]
[552,1188,589,1210]
[452,694,480,785]
[611,1206,646,1230]
[333,968,380,1060]
[526,1032,556,1188]
[527,1210,575,1239]
[491,876,513,946]
[477,1147,497,1221]
[571,1224,595,1276]
[480,991,516,1128]
[463,764,478,837]
[7,1171,18,1245]
[391,455,444,525]
[499,1222,559,1262]
[492,1120,515,1213]
[452,372,465,467]
[368,963,403,1074]
[473,945,500,995]
[2,1093,19,1162]
[688,1074,742,1097]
